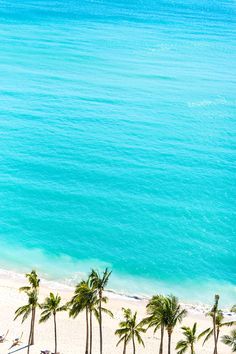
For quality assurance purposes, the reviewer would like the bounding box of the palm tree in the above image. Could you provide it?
[164,295,187,354]
[15,289,39,354]
[69,280,91,354]
[115,308,132,354]
[142,295,167,354]
[200,309,235,353]
[212,294,220,354]
[40,293,67,354]
[176,323,201,354]
[89,268,112,354]
[69,277,112,354]
[19,270,40,346]
[115,308,145,354]
[222,329,236,352]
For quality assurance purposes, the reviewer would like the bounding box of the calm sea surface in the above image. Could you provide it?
[0,0,235,304]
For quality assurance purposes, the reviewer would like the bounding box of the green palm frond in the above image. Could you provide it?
[116,335,127,347]
[176,340,188,354]
[40,292,66,323]
[115,308,145,349]
[39,312,51,323]
[101,307,113,318]
[135,331,145,346]
[222,329,236,352]
[14,305,31,322]
[19,286,31,292]
[202,329,213,345]
[198,327,211,340]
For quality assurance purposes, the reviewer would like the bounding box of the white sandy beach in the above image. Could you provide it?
[0,269,234,354]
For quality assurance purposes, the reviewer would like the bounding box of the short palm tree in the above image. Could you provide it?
[115,308,145,354]
[142,295,167,354]
[164,295,187,354]
[200,309,235,353]
[89,268,112,354]
[176,323,201,354]
[40,293,67,354]
[222,329,236,352]
[19,270,40,346]
[15,289,39,354]
[115,308,132,354]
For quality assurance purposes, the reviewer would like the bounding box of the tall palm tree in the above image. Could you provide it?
[212,294,220,354]
[89,268,112,354]
[19,270,40,346]
[69,277,112,354]
[222,329,236,352]
[15,289,39,354]
[69,280,91,354]
[200,309,235,353]
[176,323,201,354]
[164,295,187,354]
[143,295,167,354]
[40,293,67,354]
[115,308,145,354]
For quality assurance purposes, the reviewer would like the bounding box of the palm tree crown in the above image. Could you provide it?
[19,270,40,293]
[115,308,145,354]
[222,329,236,352]
[176,323,200,354]
[164,295,187,354]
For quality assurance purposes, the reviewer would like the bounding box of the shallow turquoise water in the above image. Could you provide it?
[0,0,235,304]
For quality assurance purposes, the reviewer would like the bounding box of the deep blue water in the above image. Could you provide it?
[0,0,235,304]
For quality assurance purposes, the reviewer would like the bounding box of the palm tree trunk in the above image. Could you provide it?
[54,313,57,354]
[27,310,34,354]
[89,310,93,354]
[159,324,164,354]
[132,335,136,354]
[85,306,89,354]
[213,315,217,354]
[123,336,127,354]
[99,291,102,354]
[167,331,172,354]
[30,307,36,345]
[191,343,194,354]
[215,327,220,354]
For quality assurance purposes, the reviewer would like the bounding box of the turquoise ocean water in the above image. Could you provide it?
[0,0,235,304]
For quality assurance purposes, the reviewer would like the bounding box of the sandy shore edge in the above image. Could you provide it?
[0,267,234,354]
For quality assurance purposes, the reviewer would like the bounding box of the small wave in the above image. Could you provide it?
[187,98,235,108]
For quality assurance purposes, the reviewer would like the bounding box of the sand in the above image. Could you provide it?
[0,269,234,354]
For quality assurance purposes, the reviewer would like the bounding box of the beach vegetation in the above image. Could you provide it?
[39,292,67,354]
[89,268,112,354]
[115,308,145,354]
[222,329,236,352]
[200,307,236,353]
[176,322,202,354]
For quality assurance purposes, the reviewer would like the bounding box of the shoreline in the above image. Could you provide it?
[0,267,234,353]
[0,267,234,317]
